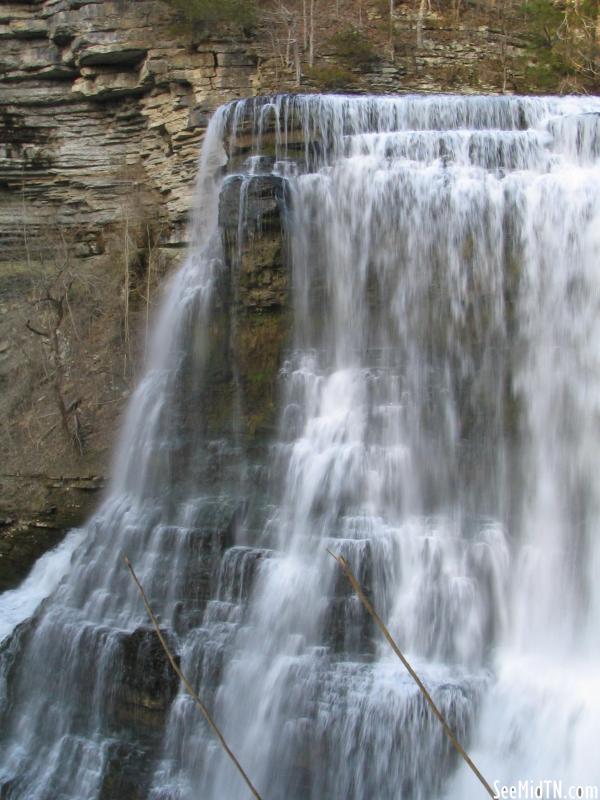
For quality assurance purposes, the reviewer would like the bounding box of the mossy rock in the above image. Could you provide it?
[236,309,291,439]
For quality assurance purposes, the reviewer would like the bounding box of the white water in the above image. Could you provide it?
[0,529,84,644]
[1,94,600,800]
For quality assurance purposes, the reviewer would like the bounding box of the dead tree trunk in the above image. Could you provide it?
[26,278,84,455]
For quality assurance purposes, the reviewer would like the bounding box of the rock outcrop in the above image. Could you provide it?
[0,474,103,591]
[200,171,291,443]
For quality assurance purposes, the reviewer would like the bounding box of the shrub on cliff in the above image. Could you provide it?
[305,63,358,91]
[328,26,381,69]
[165,0,257,33]
[520,0,599,91]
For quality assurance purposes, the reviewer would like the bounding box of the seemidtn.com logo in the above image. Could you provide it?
[493,781,599,800]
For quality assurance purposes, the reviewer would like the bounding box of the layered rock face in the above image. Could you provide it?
[0,0,261,255]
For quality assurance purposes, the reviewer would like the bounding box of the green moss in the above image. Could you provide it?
[236,310,290,439]
[248,370,270,386]
[198,307,291,442]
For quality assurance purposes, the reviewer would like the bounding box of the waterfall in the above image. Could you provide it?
[2,93,600,800]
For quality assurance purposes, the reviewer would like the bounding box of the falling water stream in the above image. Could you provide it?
[1,94,600,800]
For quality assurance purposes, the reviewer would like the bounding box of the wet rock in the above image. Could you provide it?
[219,174,290,310]
[219,174,287,233]
[323,595,376,657]
[324,540,376,656]
[0,521,64,593]
[236,310,290,438]
[0,615,36,714]
[193,174,293,443]
[218,545,273,604]
[111,626,179,733]
[151,522,234,624]
[98,741,150,800]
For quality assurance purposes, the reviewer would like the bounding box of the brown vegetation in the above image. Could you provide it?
[0,187,170,479]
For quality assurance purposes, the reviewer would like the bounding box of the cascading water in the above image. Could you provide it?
[1,93,600,800]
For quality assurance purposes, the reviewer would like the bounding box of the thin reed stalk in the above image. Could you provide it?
[124,555,264,800]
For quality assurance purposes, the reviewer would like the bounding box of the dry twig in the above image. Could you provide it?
[124,555,264,800]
